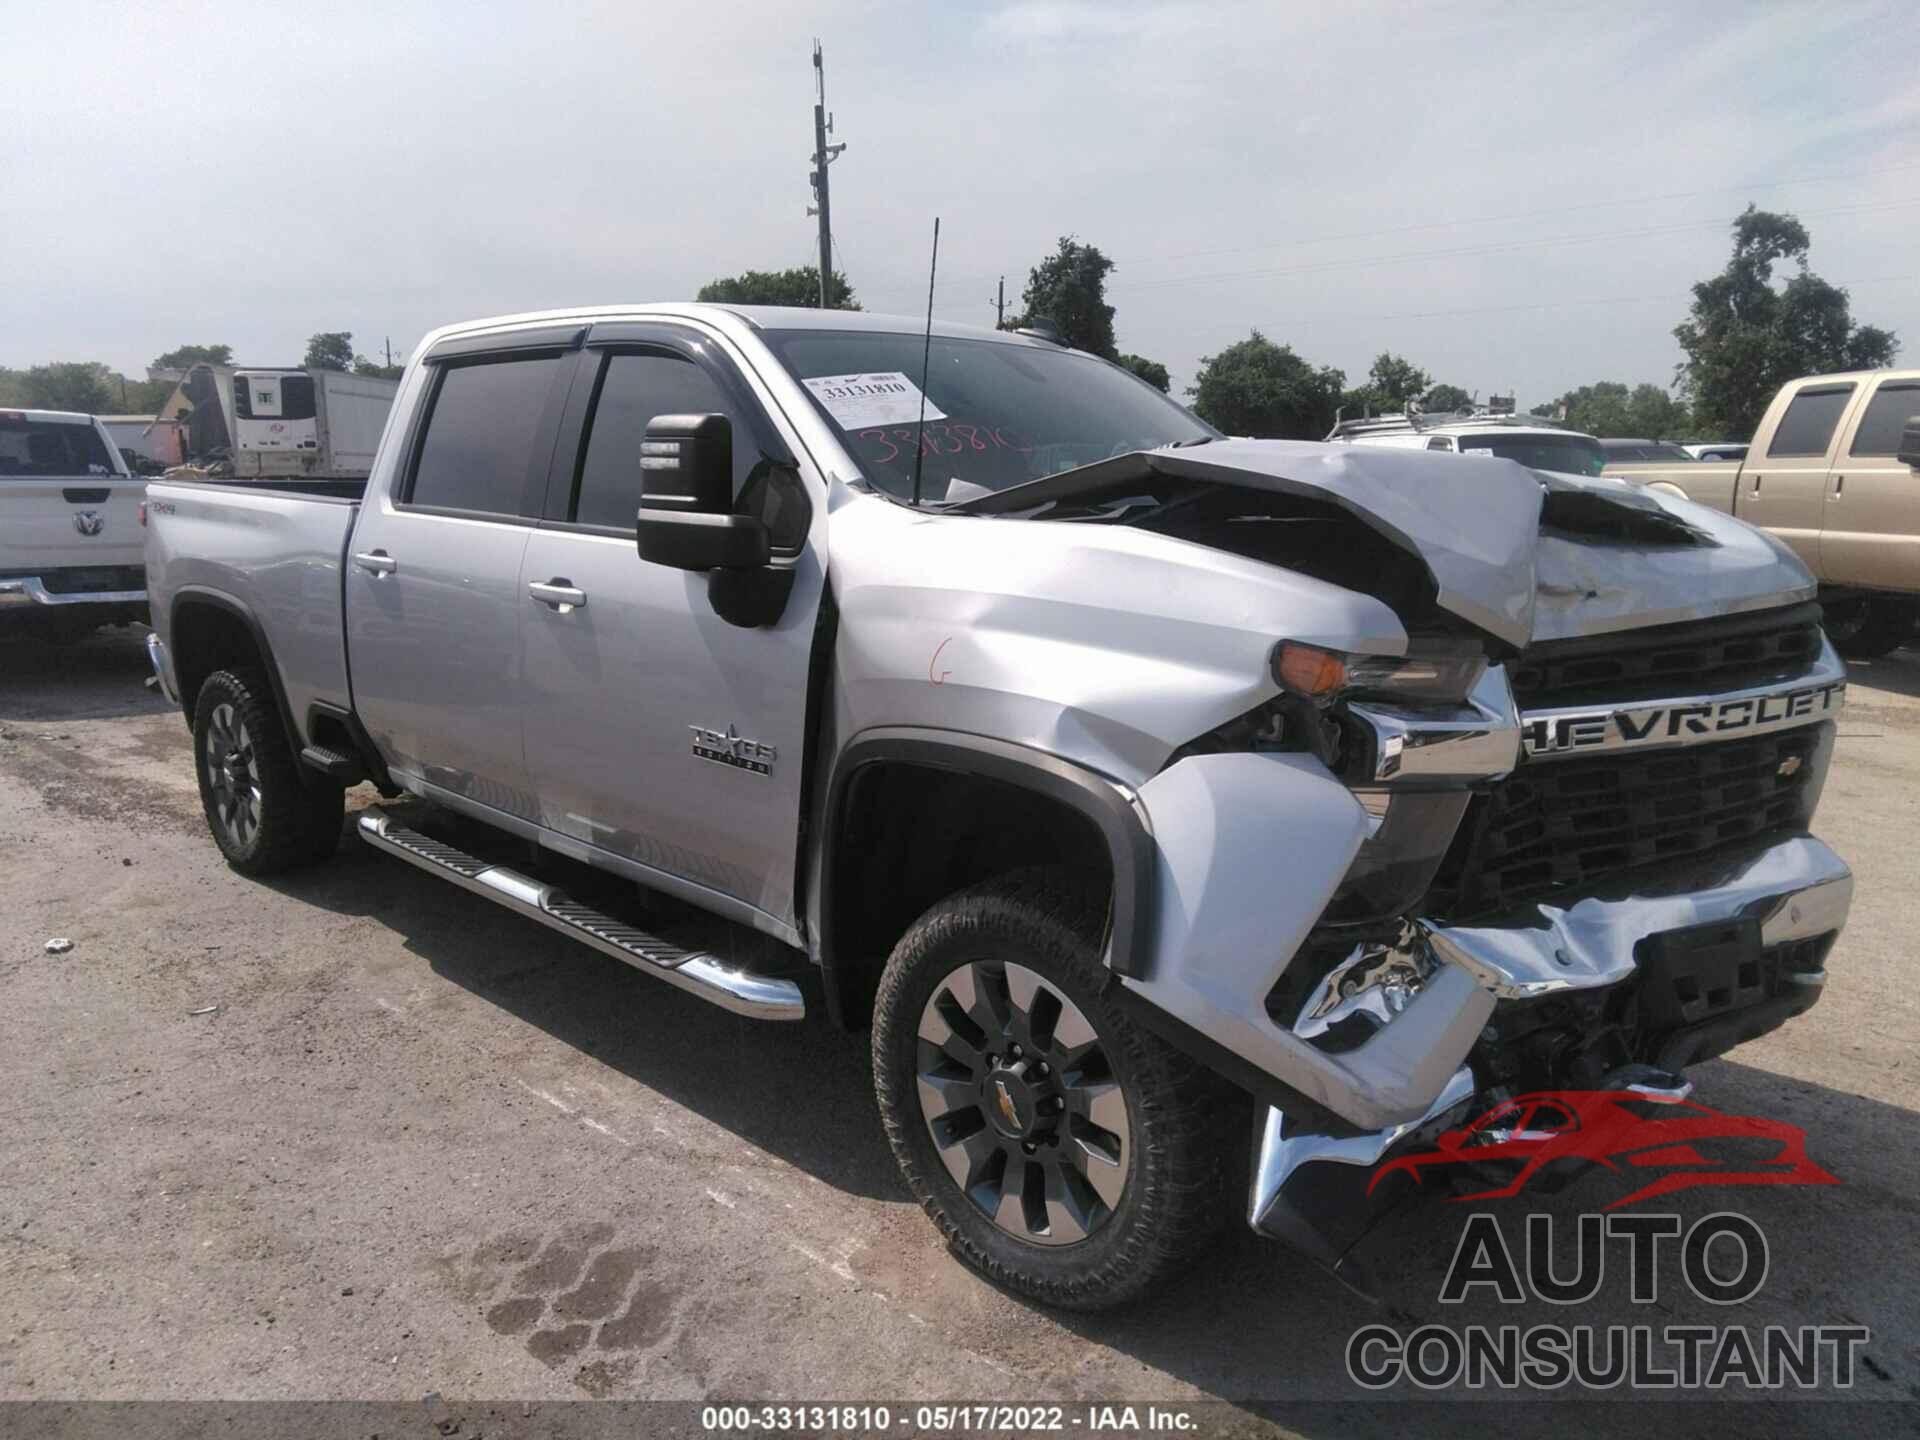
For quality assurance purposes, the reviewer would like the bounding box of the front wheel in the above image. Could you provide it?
[1825,594,1920,659]
[191,668,344,875]
[872,870,1229,1309]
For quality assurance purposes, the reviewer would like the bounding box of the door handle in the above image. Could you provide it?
[1832,474,1845,498]
[1751,473,1762,495]
[528,579,588,612]
[353,550,397,576]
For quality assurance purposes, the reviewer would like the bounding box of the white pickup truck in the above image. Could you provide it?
[144,304,1855,1307]
[0,408,148,640]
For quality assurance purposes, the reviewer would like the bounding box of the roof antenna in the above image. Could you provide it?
[911,216,940,508]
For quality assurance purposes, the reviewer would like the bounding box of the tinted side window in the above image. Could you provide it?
[409,355,562,515]
[1767,385,1854,458]
[0,418,115,476]
[573,352,751,529]
[1849,383,1920,456]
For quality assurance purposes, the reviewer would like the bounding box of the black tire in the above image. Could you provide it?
[191,668,344,875]
[1826,595,1920,659]
[872,869,1229,1309]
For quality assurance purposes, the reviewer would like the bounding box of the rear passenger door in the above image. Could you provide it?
[1740,380,1856,575]
[345,331,580,820]
[517,322,823,936]
[1822,376,1920,590]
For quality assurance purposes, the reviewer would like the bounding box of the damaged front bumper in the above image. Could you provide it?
[1118,700,1850,1276]
[1246,830,1850,1273]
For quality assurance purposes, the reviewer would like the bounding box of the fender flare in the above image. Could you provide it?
[818,728,1156,1016]
[167,586,308,769]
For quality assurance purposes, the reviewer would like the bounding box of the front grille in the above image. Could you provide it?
[1431,726,1820,919]
[1509,602,1823,709]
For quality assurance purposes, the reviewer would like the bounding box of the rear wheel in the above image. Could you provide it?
[1826,594,1920,658]
[872,869,1228,1309]
[191,669,343,875]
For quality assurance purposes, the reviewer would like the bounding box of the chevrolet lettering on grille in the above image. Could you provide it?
[1520,677,1846,759]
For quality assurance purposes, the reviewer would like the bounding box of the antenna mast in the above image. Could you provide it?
[808,41,848,308]
[911,218,940,508]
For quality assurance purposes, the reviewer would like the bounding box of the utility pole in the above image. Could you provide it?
[384,337,393,369]
[994,276,1006,329]
[807,40,847,309]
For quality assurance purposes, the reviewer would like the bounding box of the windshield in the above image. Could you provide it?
[764,329,1215,501]
[1459,433,1606,477]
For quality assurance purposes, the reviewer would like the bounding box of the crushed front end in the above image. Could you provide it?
[1123,600,1851,1282]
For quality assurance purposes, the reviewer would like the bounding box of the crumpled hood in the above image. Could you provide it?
[954,439,1815,650]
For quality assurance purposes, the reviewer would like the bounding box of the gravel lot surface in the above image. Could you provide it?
[2,628,1916,1432]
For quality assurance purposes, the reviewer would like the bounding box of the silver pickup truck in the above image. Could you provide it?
[144,304,1854,1308]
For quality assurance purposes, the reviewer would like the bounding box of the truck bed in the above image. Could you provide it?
[144,476,363,738]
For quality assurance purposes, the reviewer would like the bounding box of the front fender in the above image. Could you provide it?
[1120,750,1496,1132]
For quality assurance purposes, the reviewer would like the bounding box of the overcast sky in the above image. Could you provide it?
[4,0,1915,409]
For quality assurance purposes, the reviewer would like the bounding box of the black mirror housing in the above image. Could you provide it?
[637,510,771,571]
[640,412,733,513]
[635,412,767,571]
[1898,417,1920,470]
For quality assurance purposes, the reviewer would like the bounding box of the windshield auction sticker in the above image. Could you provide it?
[803,372,946,428]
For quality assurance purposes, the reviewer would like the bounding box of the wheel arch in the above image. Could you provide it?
[816,729,1155,1030]
[167,588,306,765]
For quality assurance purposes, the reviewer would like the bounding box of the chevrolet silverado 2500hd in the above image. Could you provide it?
[1,408,148,639]
[144,305,1854,1308]
[1604,368,1920,656]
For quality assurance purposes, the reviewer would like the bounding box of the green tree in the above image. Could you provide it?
[1189,331,1346,439]
[1674,205,1897,438]
[0,368,28,406]
[1009,237,1118,359]
[1366,352,1431,408]
[23,362,115,413]
[303,332,355,372]
[1117,353,1170,393]
[151,343,233,372]
[352,354,405,380]
[1422,383,1472,413]
[1537,381,1692,438]
[696,267,858,309]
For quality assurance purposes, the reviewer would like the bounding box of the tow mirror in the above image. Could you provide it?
[635,413,770,571]
[1897,416,1920,470]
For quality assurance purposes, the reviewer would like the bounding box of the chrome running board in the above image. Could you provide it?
[357,811,805,1021]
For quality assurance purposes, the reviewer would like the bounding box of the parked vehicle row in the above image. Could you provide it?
[144,303,1855,1307]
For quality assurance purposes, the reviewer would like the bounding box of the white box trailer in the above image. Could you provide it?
[176,365,398,479]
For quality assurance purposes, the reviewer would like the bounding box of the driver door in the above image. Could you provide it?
[518,323,824,936]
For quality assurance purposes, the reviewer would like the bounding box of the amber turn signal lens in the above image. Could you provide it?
[1275,642,1348,696]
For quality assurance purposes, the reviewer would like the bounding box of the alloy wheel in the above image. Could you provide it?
[915,960,1129,1246]
[204,702,262,850]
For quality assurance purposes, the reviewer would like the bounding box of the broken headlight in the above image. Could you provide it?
[1273,640,1487,707]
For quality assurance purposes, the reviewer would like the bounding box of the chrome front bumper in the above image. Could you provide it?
[1248,830,1852,1257]
[0,575,148,609]
[146,631,181,705]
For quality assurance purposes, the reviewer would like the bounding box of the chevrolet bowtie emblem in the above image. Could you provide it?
[994,1079,1022,1131]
